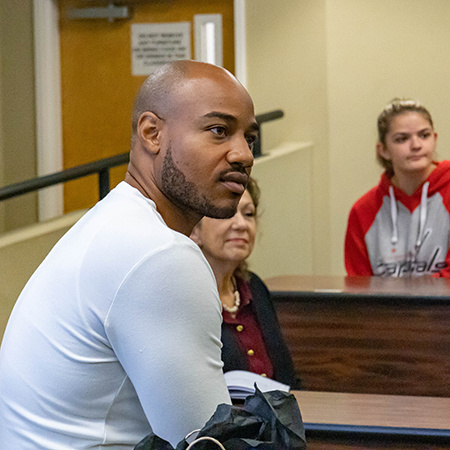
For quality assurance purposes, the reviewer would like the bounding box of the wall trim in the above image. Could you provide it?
[33,0,63,221]
[234,0,247,86]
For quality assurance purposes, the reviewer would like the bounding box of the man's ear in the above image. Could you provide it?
[137,112,163,154]
[376,141,390,161]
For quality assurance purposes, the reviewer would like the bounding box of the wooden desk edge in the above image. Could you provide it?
[291,391,450,433]
[265,275,450,299]
[302,423,450,438]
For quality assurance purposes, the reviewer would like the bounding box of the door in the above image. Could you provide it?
[59,0,235,212]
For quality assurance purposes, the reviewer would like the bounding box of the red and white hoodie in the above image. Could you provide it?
[345,160,450,277]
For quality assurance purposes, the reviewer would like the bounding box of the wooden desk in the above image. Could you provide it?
[293,390,450,449]
[266,276,450,397]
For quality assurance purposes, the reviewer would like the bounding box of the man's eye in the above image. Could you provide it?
[210,126,227,137]
[246,134,258,148]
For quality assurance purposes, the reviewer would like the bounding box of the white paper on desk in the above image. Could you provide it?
[224,370,290,400]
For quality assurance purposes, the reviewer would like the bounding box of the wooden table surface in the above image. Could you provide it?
[293,390,450,431]
[265,275,450,397]
[292,390,450,449]
[266,275,450,299]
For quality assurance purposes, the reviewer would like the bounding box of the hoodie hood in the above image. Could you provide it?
[378,160,450,211]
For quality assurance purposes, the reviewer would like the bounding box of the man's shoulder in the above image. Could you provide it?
[69,183,198,270]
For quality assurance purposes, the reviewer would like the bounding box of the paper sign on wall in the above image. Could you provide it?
[131,22,191,76]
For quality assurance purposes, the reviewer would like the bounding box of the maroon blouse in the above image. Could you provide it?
[221,276,274,378]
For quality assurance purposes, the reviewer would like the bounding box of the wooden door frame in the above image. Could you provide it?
[33,0,247,221]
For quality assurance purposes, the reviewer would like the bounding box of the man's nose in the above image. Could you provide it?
[228,136,254,168]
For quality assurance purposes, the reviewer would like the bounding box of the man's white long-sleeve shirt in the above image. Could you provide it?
[0,181,230,449]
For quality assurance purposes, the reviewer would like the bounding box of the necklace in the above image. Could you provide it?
[222,280,241,314]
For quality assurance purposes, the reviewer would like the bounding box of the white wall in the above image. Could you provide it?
[0,0,37,232]
[326,0,450,274]
[246,0,450,276]
[248,142,314,279]
[246,0,331,275]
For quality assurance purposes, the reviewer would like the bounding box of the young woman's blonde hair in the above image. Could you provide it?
[376,98,434,177]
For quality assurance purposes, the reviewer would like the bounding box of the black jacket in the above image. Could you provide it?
[221,272,302,389]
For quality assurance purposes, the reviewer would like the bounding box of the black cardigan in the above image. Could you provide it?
[221,272,302,389]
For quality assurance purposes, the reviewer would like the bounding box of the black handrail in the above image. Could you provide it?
[0,110,283,203]
[252,109,284,157]
[0,153,129,202]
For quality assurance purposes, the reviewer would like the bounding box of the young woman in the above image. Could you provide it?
[191,178,301,388]
[345,98,450,278]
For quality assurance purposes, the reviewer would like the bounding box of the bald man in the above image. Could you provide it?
[0,61,259,449]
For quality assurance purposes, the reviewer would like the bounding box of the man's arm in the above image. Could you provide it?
[106,242,230,446]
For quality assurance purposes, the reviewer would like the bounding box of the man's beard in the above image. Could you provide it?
[161,145,237,219]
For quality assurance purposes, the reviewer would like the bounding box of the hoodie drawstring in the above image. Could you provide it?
[416,181,430,250]
[389,186,398,245]
[388,181,430,251]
